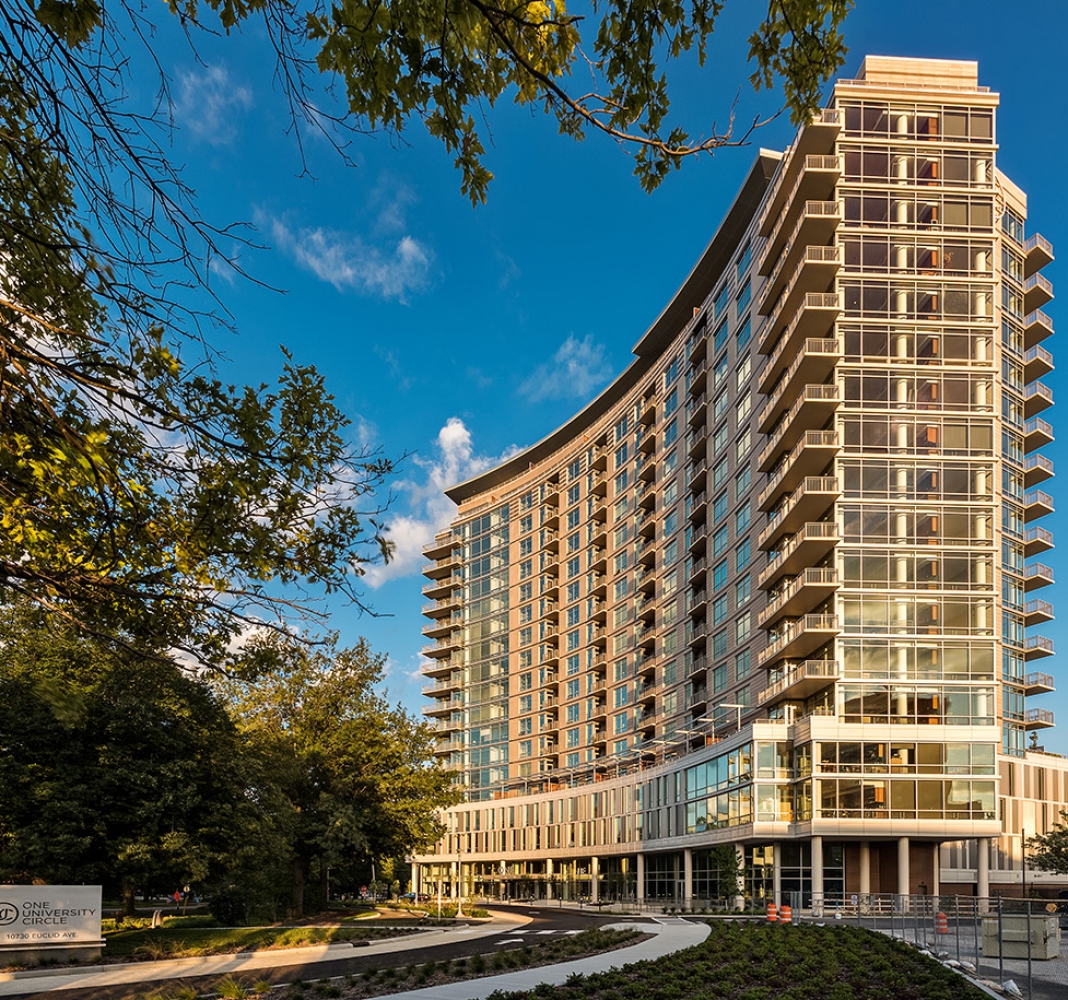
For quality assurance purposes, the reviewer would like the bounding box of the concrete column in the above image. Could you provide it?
[683,848,694,907]
[859,842,871,895]
[452,860,459,899]
[591,856,600,903]
[546,858,553,900]
[811,836,824,907]
[931,846,940,897]
[897,837,910,896]
[977,837,990,899]
[773,843,783,907]
[412,862,421,895]
[637,853,646,906]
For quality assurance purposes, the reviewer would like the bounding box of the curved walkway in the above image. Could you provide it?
[0,915,708,997]
[377,918,710,1000]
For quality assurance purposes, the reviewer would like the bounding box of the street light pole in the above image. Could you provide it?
[455,850,465,918]
[720,703,746,733]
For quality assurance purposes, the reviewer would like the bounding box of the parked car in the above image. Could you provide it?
[399,892,430,903]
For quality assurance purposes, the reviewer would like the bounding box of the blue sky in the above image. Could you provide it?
[142,1,1068,746]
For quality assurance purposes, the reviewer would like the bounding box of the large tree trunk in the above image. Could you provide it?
[121,878,137,919]
[319,861,329,914]
[289,857,306,919]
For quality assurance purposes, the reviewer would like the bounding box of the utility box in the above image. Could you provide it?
[982,913,1061,960]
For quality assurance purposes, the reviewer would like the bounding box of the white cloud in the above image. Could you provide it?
[266,216,432,302]
[175,65,253,145]
[519,334,613,402]
[363,418,520,588]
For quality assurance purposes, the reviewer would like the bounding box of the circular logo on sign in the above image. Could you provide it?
[0,902,18,926]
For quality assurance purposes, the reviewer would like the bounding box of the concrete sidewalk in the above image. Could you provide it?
[357,919,710,1000]
[0,916,707,998]
[0,914,530,996]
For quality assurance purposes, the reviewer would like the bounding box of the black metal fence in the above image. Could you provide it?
[786,893,1062,1000]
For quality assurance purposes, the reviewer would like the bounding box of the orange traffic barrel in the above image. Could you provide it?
[766,902,778,922]
[779,904,792,924]
[935,911,949,934]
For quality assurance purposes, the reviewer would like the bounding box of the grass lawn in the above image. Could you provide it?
[103,924,422,961]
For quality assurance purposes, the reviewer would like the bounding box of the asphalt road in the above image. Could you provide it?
[6,906,632,1000]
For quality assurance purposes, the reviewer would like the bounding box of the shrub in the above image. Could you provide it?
[214,976,249,1000]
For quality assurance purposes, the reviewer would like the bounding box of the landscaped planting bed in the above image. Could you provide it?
[470,922,991,1000]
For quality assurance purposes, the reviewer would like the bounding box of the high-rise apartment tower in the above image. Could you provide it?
[415,56,1060,903]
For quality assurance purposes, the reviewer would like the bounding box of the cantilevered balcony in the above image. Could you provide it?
[758,521,839,589]
[422,634,461,659]
[686,392,707,427]
[422,700,461,722]
[422,530,460,561]
[1023,418,1054,452]
[758,430,840,510]
[1024,233,1055,277]
[758,614,841,667]
[422,550,462,579]
[431,738,460,758]
[762,245,842,324]
[1024,672,1056,696]
[1024,598,1054,627]
[1023,489,1055,522]
[762,200,843,290]
[423,655,459,678]
[636,711,659,734]
[1024,309,1054,349]
[1024,382,1054,418]
[760,156,842,269]
[759,335,841,407]
[637,680,659,705]
[422,594,461,618]
[1024,635,1054,661]
[422,573,463,600]
[1025,708,1055,731]
[759,291,843,358]
[1024,563,1055,591]
[688,491,708,523]
[687,425,708,459]
[757,386,840,471]
[759,477,840,544]
[1024,345,1055,383]
[421,674,463,699]
[688,358,708,396]
[689,525,708,555]
[758,659,838,707]
[1024,526,1054,558]
[1024,454,1054,489]
[758,148,842,240]
[1024,273,1054,312]
[759,568,840,628]
[422,614,460,640]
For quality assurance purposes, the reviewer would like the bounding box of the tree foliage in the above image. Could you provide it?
[0,607,452,920]
[0,61,391,671]
[0,605,267,913]
[1027,817,1068,876]
[215,631,458,917]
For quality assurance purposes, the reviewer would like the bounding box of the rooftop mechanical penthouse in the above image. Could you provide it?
[415,56,1060,905]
